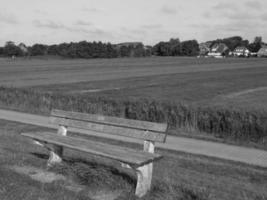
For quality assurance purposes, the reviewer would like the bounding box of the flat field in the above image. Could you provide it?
[1,57,267,110]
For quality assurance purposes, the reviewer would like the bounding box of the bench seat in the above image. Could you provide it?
[22,132,162,167]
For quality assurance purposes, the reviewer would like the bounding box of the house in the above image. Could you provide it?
[208,43,229,58]
[257,46,267,57]
[199,42,212,57]
[233,46,250,57]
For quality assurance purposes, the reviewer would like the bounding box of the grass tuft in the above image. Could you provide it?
[0,86,267,147]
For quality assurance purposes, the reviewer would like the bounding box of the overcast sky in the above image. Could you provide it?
[0,0,266,46]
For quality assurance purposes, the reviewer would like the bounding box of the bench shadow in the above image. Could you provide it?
[31,152,49,160]
[30,152,136,186]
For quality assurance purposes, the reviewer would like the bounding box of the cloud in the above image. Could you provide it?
[141,24,163,29]
[0,12,18,24]
[208,19,260,36]
[160,5,177,15]
[81,7,102,13]
[189,23,210,29]
[261,13,267,21]
[212,2,237,11]
[209,4,257,21]
[121,27,146,36]
[33,20,65,29]
[244,1,262,10]
[75,20,93,26]
[203,12,211,18]
[34,9,48,15]
[33,19,113,39]
[217,19,267,41]
[224,11,255,20]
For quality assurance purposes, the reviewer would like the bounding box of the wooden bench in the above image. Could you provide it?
[21,109,168,197]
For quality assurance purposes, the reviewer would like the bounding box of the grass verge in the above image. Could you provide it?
[0,119,267,200]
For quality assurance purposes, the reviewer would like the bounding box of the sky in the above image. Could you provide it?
[0,0,267,46]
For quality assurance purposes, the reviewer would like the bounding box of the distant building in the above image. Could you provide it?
[199,42,212,57]
[115,42,143,49]
[257,46,267,57]
[233,46,250,57]
[208,43,229,58]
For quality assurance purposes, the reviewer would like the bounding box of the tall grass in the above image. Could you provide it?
[0,86,267,144]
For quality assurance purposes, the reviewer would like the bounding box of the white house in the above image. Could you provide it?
[233,46,250,57]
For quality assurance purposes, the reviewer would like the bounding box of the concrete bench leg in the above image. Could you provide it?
[47,125,67,167]
[135,162,153,197]
[135,140,155,197]
[47,145,63,167]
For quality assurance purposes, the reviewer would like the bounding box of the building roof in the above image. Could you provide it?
[257,46,267,56]
[199,43,210,50]
[199,43,210,54]
[210,43,229,53]
[116,42,143,48]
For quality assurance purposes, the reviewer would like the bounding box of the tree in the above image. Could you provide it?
[47,45,58,55]
[180,40,199,56]
[30,44,47,56]
[152,41,171,56]
[248,36,262,52]
[169,38,181,56]
[119,46,130,57]
[66,42,78,58]
[106,43,118,58]
[3,41,23,57]
[254,36,262,44]
[222,36,243,51]
[132,43,146,57]
[0,47,3,56]
[240,40,249,47]
[76,41,92,58]
[57,43,69,57]
[144,46,152,57]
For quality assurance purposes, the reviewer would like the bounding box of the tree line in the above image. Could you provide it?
[0,41,153,58]
[207,36,264,52]
[0,36,265,59]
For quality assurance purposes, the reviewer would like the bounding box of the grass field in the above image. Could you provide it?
[1,57,267,110]
[1,120,267,200]
[0,57,267,147]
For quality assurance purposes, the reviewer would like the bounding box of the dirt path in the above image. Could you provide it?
[0,109,267,168]
[223,86,267,98]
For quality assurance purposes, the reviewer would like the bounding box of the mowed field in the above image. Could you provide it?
[1,57,267,110]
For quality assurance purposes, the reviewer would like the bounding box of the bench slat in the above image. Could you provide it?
[22,132,162,167]
[50,116,167,142]
[51,109,167,133]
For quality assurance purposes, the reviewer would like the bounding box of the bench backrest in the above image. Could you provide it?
[50,109,168,143]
